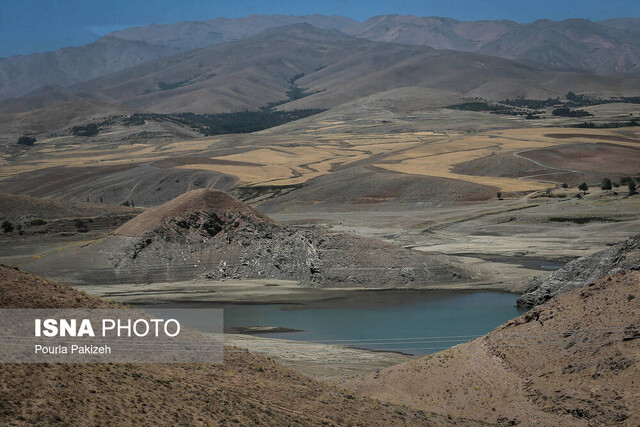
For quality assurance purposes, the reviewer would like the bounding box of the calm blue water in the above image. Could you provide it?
[141,290,526,355]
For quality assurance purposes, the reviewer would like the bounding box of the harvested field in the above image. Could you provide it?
[2,118,639,207]
[375,133,560,192]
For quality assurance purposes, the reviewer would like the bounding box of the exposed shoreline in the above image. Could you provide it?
[76,276,531,306]
[225,333,413,382]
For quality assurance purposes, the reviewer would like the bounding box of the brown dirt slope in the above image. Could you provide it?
[0,191,140,223]
[524,143,640,175]
[113,188,276,237]
[348,271,640,426]
[0,266,481,426]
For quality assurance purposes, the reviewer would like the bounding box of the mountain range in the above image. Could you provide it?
[4,23,640,115]
[0,15,358,100]
[2,15,640,113]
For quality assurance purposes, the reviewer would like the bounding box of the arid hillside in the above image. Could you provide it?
[0,265,480,426]
[0,15,359,100]
[354,16,640,76]
[0,191,141,239]
[0,191,139,223]
[349,270,640,425]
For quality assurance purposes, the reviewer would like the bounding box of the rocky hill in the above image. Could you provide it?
[25,189,471,286]
[349,270,640,425]
[516,234,640,307]
[0,265,478,426]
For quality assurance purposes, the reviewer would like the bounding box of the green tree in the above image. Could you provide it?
[561,183,569,189]
[71,123,99,137]
[629,180,638,195]
[578,182,588,194]
[497,191,502,200]
[601,178,612,191]
[17,136,36,146]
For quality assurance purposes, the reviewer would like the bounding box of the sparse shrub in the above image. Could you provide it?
[613,181,620,188]
[575,193,582,199]
[578,182,588,194]
[629,180,637,195]
[1,220,13,233]
[121,201,130,207]
[74,219,88,233]
[17,136,36,146]
[497,191,502,200]
[29,219,47,226]
[601,178,612,191]
[123,114,146,126]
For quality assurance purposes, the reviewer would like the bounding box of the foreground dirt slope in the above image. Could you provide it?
[349,271,640,426]
[25,189,471,287]
[0,266,482,426]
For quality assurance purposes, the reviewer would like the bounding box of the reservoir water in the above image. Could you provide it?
[141,290,527,355]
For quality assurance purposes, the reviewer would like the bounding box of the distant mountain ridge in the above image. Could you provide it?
[9,24,639,115]
[2,14,640,103]
[0,14,358,100]
[353,16,640,75]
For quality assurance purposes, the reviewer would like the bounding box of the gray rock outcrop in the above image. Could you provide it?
[516,234,640,308]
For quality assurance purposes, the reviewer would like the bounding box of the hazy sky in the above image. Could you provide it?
[2,0,640,57]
